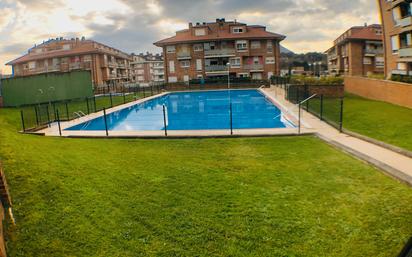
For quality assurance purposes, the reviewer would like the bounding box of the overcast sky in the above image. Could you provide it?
[0,0,380,74]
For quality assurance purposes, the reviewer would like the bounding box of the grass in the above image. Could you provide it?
[305,93,412,152]
[342,94,412,151]
[0,108,411,256]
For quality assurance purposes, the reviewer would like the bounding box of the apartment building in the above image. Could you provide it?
[130,53,164,85]
[154,18,285,83]
[6,37,132,87]
[378,0,412,78]
[325,24,384,76]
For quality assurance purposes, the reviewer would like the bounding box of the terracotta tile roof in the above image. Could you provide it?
[154,22,285,46]
[7,40,131,65]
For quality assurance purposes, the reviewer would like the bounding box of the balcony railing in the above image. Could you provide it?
[243,64,264,70]
[205,65,228,72]
[399,16,412,27]
[204,48,236,57]
[177,52,191,59]
[364,48,383,55]
[399,46,412,57]
[328,53,338,60]
[392,69,408,75]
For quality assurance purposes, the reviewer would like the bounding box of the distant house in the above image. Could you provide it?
[154,18,285,83]
[130,53,164,86]
[325,24,384,76]
[6,37,132,87]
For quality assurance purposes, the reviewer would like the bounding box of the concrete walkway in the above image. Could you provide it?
[263,86,412,185]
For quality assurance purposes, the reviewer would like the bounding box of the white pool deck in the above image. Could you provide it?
[36,87,412,185]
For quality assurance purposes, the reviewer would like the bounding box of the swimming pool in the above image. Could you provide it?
[65,89,294,131]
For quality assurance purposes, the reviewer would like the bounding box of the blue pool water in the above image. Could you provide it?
[65,90,294,131]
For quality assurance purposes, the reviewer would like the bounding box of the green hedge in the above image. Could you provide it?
[290,75,343,85]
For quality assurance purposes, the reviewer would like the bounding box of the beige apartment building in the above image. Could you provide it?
[325,24,384,76]
[154,19,285,83]
[378,0,412,78]
[130,53,164,85]
[6,37,132,87]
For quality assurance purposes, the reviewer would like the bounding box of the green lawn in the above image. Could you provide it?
[342,94,412,152]
[0,108,411,256]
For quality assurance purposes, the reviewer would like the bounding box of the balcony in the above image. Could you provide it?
[205,65,228,72]
[392,69,407,75]
[177,52,191,60]
[328,53,338,60]
[204,48,236,58]
[399,46,412,57]
[364,48,383,56]
[244,64,264,71]
[399,16,412,27]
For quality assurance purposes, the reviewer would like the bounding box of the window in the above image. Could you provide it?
[183,75,190,82]
[166,45,176,53]
[236,40,248,51]
[267,40,273,52]
[168,76,177,82]
[266,57,275,64]
[195,28,206,36]
[83,55,92,62]
[204,42,216,50]
[180,60,190,68]
[137,76,144,81]
[137,64,143,68]
[169,61,175,73]
[193,44,203,51]
[376,57,384,67]
[232,27,244,33]
[397,62,407,70]
[63,44,71,50]
[391,35,400,53]
[137,70,144,75]
[28,61,36,69]
[363,57,372,65]
[253,56,260,64]
[238,73,249,78]
[229,57,241,67]
[196,59,202,71]
[197,75,203,79]
[251,41,261,49]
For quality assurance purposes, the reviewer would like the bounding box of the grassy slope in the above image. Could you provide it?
[0,108,411,256]
[343,94,412,151]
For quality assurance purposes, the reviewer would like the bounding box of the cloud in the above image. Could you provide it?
[0,0,380,74]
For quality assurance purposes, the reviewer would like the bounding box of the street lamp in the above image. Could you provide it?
[226,62,231,90]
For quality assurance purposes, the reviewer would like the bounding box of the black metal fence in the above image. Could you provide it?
[272,79,345,132]
[19,79,273,132]
[20,84,165,132]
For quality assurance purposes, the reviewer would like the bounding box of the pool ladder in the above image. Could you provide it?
[73,111,87,119]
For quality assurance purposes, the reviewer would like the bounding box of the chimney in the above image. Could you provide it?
[364,22,367,27]
[189,22,193,29]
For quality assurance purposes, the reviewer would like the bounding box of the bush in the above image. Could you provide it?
[290,75,343,85]
[390,74,412,84]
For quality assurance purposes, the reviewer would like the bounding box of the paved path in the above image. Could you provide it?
[263,87,412,185]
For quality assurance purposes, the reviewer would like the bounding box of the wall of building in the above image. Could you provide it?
[344,76,412,108]
[1,71,93,107]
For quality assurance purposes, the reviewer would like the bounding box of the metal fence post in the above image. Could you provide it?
[103,108,109,136]
[339,97,344,133]
[46,104,51,127]
[52,102,56,121]
[143,87,146,98]
[123,89,126,104]
[65,102,69,120]
[93,95,97,112]
[34,105,39,126]
[86,97,90,114]
[298,103,301,134]
[320,94,324,121]
[20,110,26,132]
[110,93,113,107]
[56,109,62,136]
[151,85,154,96]
[162,105,167,136]
[230,102,233,135]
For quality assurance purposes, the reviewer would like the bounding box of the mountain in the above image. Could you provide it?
[280,45,294,54]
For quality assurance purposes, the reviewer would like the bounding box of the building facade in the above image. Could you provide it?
[6,37,132,87]
[378,0,412,78]
[325,24,384,76]
[154,19,285,83]
[130,53,164,85]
